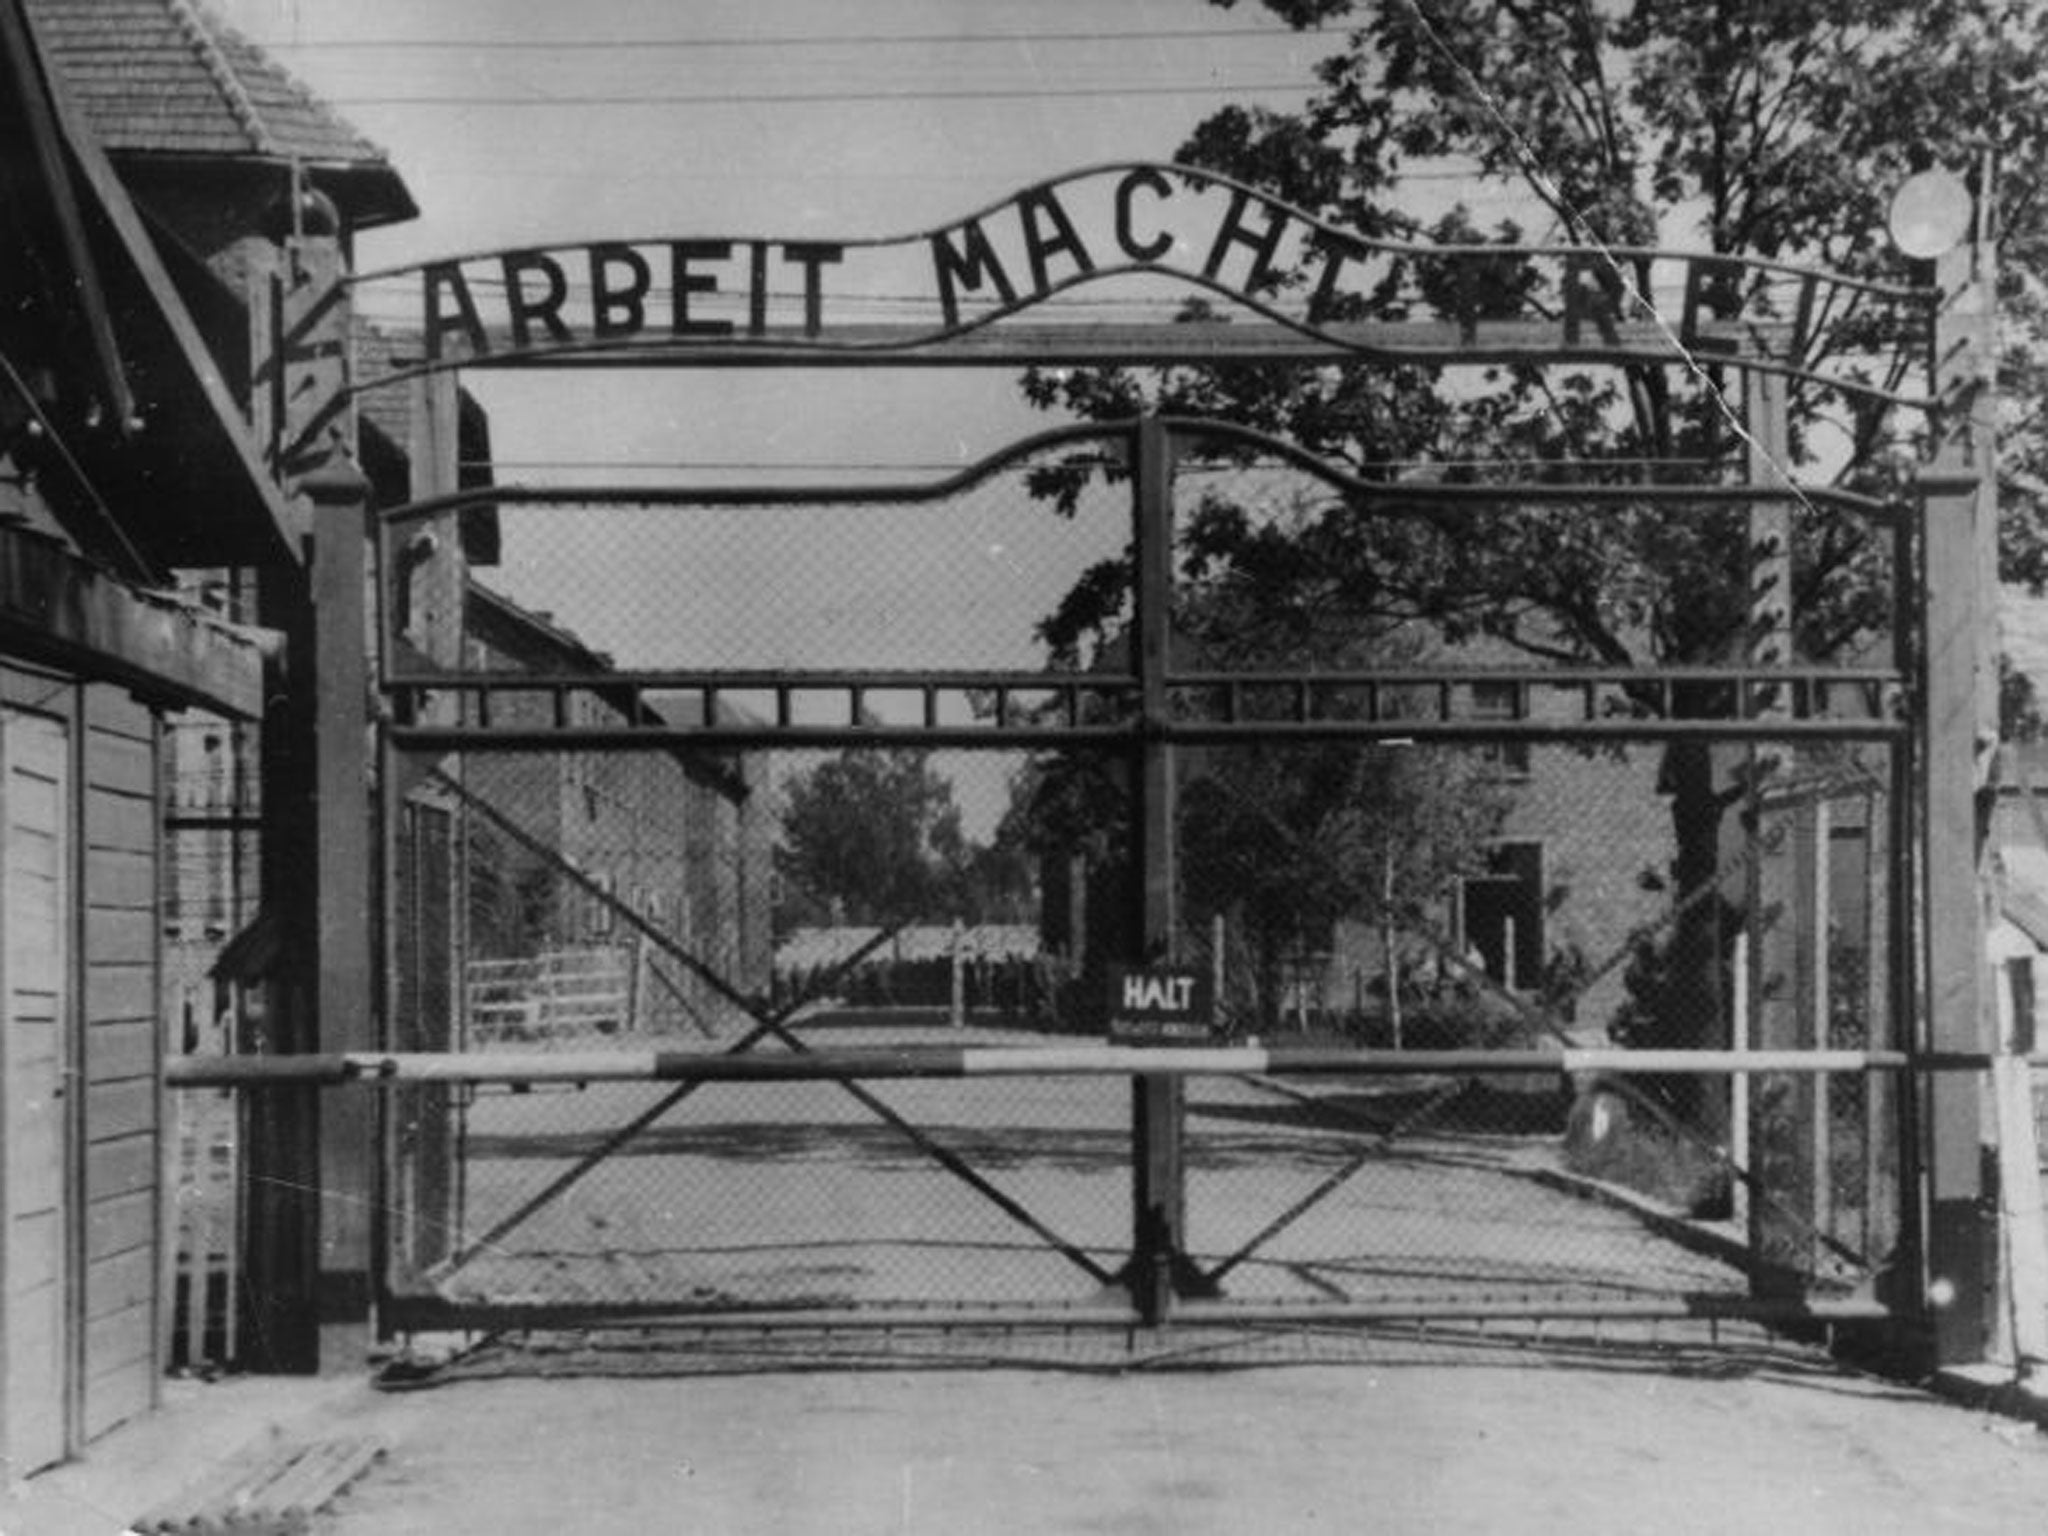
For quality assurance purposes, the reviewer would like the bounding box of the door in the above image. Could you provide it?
[1461,841,1543,993]
[3,709,70,1474]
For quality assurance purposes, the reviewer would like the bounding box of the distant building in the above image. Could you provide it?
[404,581,772,1047]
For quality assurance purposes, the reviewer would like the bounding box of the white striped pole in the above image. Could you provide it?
[166,1045,1924,1089]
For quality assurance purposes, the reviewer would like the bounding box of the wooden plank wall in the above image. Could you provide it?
[78,683,161,1439]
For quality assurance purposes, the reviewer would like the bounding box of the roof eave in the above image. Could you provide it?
[105,148,420,230]
[25,10,304,568]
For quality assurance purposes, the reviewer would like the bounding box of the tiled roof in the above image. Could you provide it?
[350,322,417,456]
[26,0,393,169]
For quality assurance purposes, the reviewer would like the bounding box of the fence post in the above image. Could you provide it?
[1910,226,2001,1366]
[243,223,374,1371]
[1731,930,1750,1233]
[307,456,377,1361]
[1992,958,2048,1374]
[1919,458,1995,1364]
[951,917,966,1028]
[1745,364,1816,1291]
[1129,413,1192,1322]
[1213,913,1226,1034]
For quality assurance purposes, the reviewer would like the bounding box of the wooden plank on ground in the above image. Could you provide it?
[129,1435,388,1534]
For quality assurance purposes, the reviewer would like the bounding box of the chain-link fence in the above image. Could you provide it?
[380,732,1902,1325]
[375,427,1910,1331]
[384,737,1141,1315]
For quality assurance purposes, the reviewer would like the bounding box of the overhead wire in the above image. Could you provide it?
[1387,0,1823,508]
[323,82,1322,109]
[261,26,1310,52]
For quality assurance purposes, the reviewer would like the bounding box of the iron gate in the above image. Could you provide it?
[371,414,1916,1338]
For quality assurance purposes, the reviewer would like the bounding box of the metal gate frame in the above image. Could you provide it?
[366,408,1926,1338]
[184,162,2004,1366]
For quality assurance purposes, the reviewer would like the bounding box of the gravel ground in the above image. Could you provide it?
[406,1027,1754,1318]
[316,1025,1996,1533]
[300,1335,2048,1535]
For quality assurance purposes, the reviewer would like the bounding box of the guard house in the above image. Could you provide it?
[0,0,285,1474]
[27,0,433,1381]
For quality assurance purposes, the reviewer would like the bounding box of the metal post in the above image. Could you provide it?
[1809,799,1834,1252]
[1128,413,1192,1321]
[387,368,467,1311]
[238,545,319,1373]
[1731,930,1751,1233]
[1885,496,1924,1324]
[1919,465,1994,1364]
[243,226,365,1372]
[306,458,377,1359]
[1746,364,1815,1289]
[1914,224,1999,1367]
[951,917,966,1028]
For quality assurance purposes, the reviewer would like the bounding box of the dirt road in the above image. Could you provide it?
[302,1337,2048,1535]
[323,1022,1995,1532]
[409,1040,1751,1317]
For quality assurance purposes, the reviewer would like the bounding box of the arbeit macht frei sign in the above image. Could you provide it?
[342,163,1934,403]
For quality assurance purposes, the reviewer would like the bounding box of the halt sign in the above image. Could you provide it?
[1107,964,1214,1044]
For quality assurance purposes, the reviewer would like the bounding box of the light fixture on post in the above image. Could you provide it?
[1887,167,1975,261]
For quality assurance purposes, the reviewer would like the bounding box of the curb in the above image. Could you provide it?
[1929,1363,2048,1427]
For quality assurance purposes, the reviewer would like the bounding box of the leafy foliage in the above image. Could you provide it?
[1182,742,1509,1029]
[1022,1,2048,1072]
[775,750,981,927]
[1035,0,2048,669]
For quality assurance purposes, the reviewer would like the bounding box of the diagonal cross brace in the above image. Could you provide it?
[419,769,1113,1289]
[1192,764,1872,1288]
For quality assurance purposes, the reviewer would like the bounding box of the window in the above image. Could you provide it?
[1470,680,1531,777]
[1460,842,1543,991]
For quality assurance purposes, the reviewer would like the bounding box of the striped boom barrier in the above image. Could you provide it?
[163,1045,1946,1089]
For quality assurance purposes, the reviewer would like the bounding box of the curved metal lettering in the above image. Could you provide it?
[346,162,1936,405]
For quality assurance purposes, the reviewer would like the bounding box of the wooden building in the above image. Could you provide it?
[451,584,770,1033]
[27,0,425,1379]
[0,0,297,1474]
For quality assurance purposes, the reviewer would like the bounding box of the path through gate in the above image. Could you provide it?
[186,163,2003,1361]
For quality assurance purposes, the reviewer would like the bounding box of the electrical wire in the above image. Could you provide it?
[324,82,1319,109]
[261,26,1308,52]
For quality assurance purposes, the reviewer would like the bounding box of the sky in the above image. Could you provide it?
[215,0,1332,254]
[213,0,1347,482]
[205,1,1543,831]
[205,1,1406,654]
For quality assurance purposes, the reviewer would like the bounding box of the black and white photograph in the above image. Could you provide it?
[10,2,2048,1531]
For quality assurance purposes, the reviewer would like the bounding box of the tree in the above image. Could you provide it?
[775,749,967,927]
[1024,0,2048,1105]
[1014,524,1513,1029]
[1182,741,1508,1033]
